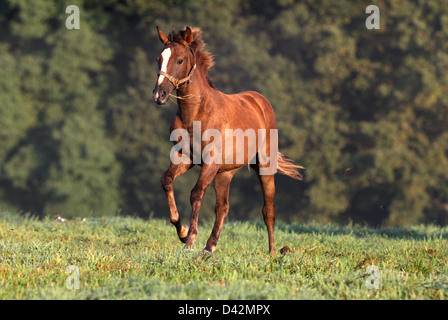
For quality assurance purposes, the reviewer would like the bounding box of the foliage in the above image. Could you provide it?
[0,0,120,217]
[0,0,447,226]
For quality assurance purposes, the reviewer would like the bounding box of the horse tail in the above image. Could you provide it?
[277,152,304,180]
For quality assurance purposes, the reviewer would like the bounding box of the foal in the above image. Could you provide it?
[153,26,303,254]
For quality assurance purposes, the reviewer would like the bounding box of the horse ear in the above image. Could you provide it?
[157,26,169,45]
[183,27,193,44]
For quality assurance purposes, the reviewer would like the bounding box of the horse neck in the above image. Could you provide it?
[176,69,211,127]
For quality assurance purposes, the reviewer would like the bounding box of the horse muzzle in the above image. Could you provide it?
[153,88,169,105]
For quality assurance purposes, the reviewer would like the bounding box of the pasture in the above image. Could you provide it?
[0,212,447,300]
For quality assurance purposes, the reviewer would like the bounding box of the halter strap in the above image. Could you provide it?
[158,63,196,90]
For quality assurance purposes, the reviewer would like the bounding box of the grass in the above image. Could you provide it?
[0,212,447,299]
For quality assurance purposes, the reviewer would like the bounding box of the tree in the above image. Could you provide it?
[0,0,120,217]
[1,0,447,226]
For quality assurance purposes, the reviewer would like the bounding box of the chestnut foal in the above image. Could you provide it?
[153,27,303,254]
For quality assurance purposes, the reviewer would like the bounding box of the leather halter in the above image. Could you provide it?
[158,48,197,90]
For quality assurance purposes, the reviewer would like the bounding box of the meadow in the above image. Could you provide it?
[0,212,447,300]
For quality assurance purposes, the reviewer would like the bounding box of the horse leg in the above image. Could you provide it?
[256,170,276,254]
[185,164,219,250]
[204,169,237,253]
[161,160,193,243]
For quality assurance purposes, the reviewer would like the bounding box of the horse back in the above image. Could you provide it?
[222,90,277,131]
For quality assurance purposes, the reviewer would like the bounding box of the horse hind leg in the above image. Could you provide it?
[204,169,237,253]
[252,164,276,254]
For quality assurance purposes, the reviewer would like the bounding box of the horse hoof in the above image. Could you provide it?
[200,249,213,261]
[280,246,291,254]
[202,248,212,255]
[178,226,189,243]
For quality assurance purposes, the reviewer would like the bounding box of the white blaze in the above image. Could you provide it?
[158,48,172,85]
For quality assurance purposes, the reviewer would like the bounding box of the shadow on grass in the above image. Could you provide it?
[237,219,448,241]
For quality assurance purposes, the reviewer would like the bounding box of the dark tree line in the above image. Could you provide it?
[1,0,447,227]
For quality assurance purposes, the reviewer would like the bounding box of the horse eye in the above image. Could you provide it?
[177,59,183,64]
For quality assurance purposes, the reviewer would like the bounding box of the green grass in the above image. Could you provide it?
[1,212,447,299]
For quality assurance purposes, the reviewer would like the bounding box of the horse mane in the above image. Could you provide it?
[168,27,215,88]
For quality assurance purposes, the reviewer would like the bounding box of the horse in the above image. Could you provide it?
[152,26,303,254]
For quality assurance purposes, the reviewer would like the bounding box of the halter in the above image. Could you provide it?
[158,47,197,90]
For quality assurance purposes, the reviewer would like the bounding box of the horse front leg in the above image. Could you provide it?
[184,164,219,250]
[161,160,193,243]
